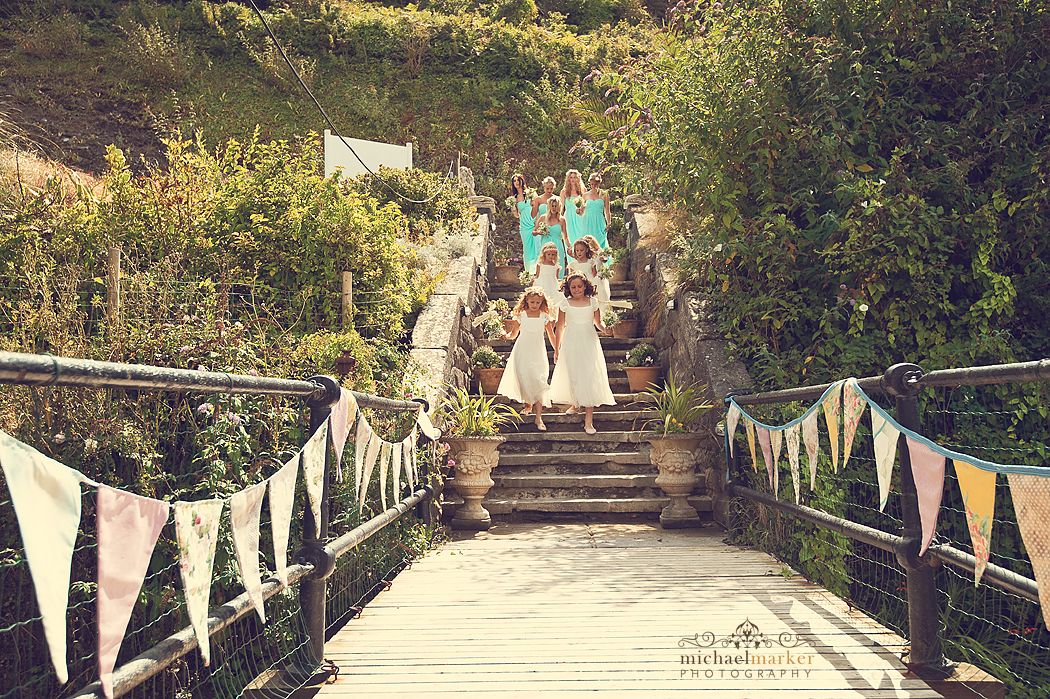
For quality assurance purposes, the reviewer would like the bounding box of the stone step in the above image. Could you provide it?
[492,393,654,408]
[443,494,713,516]
[489,280,636,295]
[482,346,649,364]
[498,429,650,444]
[484,337,653,352]
[492,473,656,489]
[497,451,652,468]
[477,377,636,394]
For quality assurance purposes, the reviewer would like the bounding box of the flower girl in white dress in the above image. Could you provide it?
[498,287,557,430]
[534,242,562,315]
[549,272,615,434]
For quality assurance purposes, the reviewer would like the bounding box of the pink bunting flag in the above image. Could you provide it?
[229,482,267,623]
[726,404,741,457]
[1007,473,1050,628]
[97,485,170,699]
[0,430,89,685]
[757,427,774,491]
[786,424,801,504]
[770,429,783,496]
[173,498,225,665]
[359,432,382,509]
[954,461,996,586]
[841,379,867,470]
[302,422,329,539]
[802,410,820,491]
[268,453,299,585]
[905,437,946,556]
[822,381,842,472]
[355,418,374,497]
[328,389,358,482]
[871,411,900,512]
[745,419,758,474]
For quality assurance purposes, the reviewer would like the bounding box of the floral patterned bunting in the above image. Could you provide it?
[841,379,867,471]
[757,426,774,491]
[801,410,820,491]
[906,437,946,556]
[822,381,843,472]
[329,389,358,482]
[0,430,89,685]
[871,410,900,512]
[302,422,329,539]
[745,419,758,473]
[173,498,225,665]
[359,432,382,510]
[1007,474,1050,628]
[726,404,741,457]
[770,429,784,496]
[378,441,390,510]
[268,453,299,585]
[954,461,996,586]
[229,482,267,623]
[786,424,801,504]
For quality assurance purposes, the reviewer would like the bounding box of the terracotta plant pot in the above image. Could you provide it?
[647,433,704,528]
[609,263,629,282]
[611,317,638,339]
[473,367,505,394]
[624,365,661,392]
[445,435,505,530]
[493,265,520,284]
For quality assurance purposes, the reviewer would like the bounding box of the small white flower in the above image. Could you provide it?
[53,433,66,444]
[84,438,98,454]
[859,304,869,312]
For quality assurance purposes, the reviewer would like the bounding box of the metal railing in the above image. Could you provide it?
[0,350,438,698]
[725,360,1050,692]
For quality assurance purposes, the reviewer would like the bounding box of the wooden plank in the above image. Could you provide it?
[316,524,941,697]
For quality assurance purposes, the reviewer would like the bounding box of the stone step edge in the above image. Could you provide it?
[497,451,650,465]
[443,495,713,514]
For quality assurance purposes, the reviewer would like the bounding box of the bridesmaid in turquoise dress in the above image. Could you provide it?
[510,173,537,271]
[580,171,612,251]
[560,169,586,247]
[531,177,563,276]
[534,195,568,283]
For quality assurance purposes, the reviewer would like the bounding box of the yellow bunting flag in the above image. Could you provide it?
[953,460,996,586]
[822,381,843,472]
[745,419,758,474]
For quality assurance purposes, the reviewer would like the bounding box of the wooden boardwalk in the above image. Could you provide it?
[316,523,941,697]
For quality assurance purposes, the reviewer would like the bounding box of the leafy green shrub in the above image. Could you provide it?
[347,166,475,242]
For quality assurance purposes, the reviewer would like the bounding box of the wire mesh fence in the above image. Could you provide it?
[0,377,436,699]
[727,373,1050,698]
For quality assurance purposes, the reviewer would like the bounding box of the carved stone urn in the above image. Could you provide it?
[445,435,505,530]
[647,434,703,529]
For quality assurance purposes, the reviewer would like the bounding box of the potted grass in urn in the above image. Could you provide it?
[640,372,714,529]
[439,387,520,530]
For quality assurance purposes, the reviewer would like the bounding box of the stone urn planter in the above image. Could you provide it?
[609,263,629,282]
[473,367,505,394]
[647,434,704,528]
[610,317,638,339]
[446,436,505,530]
[624,365,661,392]
[493,265,520,284]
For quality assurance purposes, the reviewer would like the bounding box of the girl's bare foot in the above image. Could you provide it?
[522,403,532,416]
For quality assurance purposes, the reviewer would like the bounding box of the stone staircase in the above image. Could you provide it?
[442,275,714,523]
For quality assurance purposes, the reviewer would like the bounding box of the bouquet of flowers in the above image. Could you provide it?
[504,195,518,211]
[472,299,514,339]
[518,270,533,287]
[534,219,551,237]
[575,197,586,215]
[597,264,614,280]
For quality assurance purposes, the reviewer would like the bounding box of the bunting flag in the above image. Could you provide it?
[802,410,820,491]
[1007,474,1050,629]
[96,485,170,699]
[726,404,741,457]
[359,432,382,509]
[173,498,225,666]
[392,441,403,503]
[757,427,774,491]
[0,430,89,684]
[302,422,329,539]
[770,429,783,496]
[906,437,946,556]
[745,419,758,473]
[229,482,267,623]
[954,461,996,586]
[378,441,390,510]
[402,432,415,490]
[355,418,374,497]
[416,407,441,440]
[268,454,299,585]
[872,410,900,512]
[841,379,867,471]
[822,381,842,472]
[329,389,358,482]
[786,424,801,504]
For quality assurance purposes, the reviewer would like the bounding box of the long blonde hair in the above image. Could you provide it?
[545,195,563,218]
[561,169,584,200]
[513,286,552,315]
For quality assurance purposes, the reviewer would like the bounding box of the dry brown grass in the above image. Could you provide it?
[0,148,104,206]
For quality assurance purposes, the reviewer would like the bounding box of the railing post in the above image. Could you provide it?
[299,376,341,668]
[882,363,953,679]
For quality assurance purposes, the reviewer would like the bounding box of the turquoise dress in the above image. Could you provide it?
[517,199,537,272]
[565,195,586,246]
[581,195,609,251]
[535,221,567,280]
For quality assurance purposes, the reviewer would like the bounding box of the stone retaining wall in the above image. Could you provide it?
[623,198,753,526]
